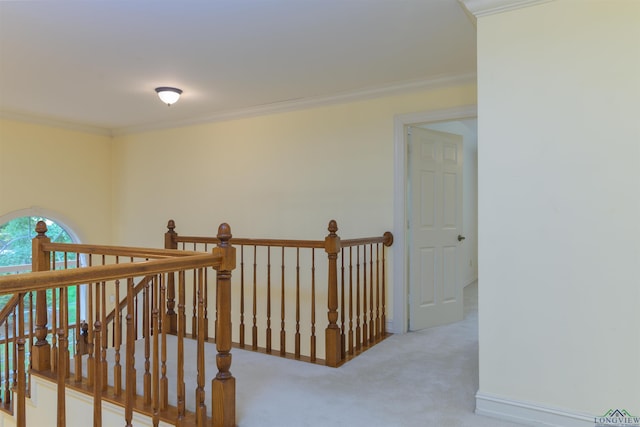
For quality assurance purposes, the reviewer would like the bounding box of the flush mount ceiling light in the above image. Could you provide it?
[155,87,182,106]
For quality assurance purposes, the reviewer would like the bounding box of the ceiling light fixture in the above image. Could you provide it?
[155,87,182,106]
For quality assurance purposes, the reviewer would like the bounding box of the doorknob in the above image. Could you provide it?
[458,235,466,242]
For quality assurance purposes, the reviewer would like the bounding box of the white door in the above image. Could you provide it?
[408,126,464,331]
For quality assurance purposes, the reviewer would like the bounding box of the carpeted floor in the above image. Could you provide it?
[103,282,524,426]
[231,281,523,427]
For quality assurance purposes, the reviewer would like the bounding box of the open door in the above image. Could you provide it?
[408,126,464,331]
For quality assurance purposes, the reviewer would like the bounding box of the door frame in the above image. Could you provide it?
[392,105,477,334]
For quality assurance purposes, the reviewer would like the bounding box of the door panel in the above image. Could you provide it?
[408,126,463,331]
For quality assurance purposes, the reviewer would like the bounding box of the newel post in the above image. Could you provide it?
[324,220,342,367]
[211,223,236,427]
[32,220,51,371]
[164,220,178,334]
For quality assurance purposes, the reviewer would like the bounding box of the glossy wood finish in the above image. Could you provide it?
[0,221,236,427]
[166,219,394,368]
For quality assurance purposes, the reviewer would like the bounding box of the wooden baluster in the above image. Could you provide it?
[114,278,122,395]
[12,309,17,391]
[3,318,9,406]
[211,223,236,427]
[62,287,70,379]
[356,246,361,352]
[74,269,82,382]
[177,270,186,424]
[204,266,209,340]
[382,232,393,336]
[324,220,341,367]
[87,264,94,387]
[310,248,316,362]
[143,277,151,404]
[280,246,286,356]
[196,268,207,426]
[295,248,301,359]
[252,245,257,351]
[192,268,197,337]
[152,276,160,427]
[340,248,346,359]
[93,321,102,427]
[57,329,67,427]
[16,337,26,427]
[165,220,178,334]
[52,287,58,373]
[125,278,135,427]
[266,246,272,354]
[362,245,368,346]
[160,275,168,410]
[348,247,354,355]
[63,258,70,378]
[28,291,33,374]
[239,245,245,348]
[369,244,374,344]
[375,243,380,340]
[101,278,107,391]
[31,221,51,371]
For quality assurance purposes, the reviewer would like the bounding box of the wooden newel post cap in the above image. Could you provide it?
[383,231,394,247]
[328,219,338,236]
[217,223,232,246]
[214,223,235,271]
[35,220,47,237]
[167,219,176,233]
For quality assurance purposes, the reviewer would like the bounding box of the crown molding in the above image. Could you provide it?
[112,72,477,136]
[1,72,476,137]
[0,110,112,136]
[459,0,553,18]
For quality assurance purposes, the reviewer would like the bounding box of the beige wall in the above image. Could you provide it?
[0,119,113,244]
[477,0,640,421]
[111,84,477,248]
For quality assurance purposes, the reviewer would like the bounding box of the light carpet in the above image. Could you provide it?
[100,282,524,426]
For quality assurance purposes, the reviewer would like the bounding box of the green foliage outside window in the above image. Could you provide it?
[0,216,77,309]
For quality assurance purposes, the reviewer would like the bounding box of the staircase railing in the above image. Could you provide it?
[165,219,393,367]
[0,221,236,427]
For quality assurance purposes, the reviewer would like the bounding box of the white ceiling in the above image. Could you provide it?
[0,0,477,135]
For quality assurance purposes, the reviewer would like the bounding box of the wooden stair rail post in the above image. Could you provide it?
[211,223,236,427]
[164,220,178,334]
[57,329,67,427]
[32,220,51,371]
[16,337,26,427]
[324,220,342,367]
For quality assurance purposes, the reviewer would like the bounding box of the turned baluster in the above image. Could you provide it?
[93,321,102,427]
[152,275,160,427]
[340,248,346,359]
[310,249,316,362]
[266,246,272,354]
[196,268,207,426]
[177,270,186,423]
[239,245,245,348]
[16,337,26,427]
[295,248,301,359]
[211,223,236,427]
[57,329,67,427]
[252,245,258,351]
[31,221,51,371]
[348,247,354,355]
[362,244,368,346]
[124,278,135,427]
[280,247,286,356]
[324,220,342,367]
[164,220,178,334]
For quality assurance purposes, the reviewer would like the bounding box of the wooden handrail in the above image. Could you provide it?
[0,294,20,323]
[166,219,394,368]
[0,253,222,295]
[42,242,206,259]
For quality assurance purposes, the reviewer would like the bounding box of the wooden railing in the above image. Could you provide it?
[165,219,393,367]
[0,221,236,427]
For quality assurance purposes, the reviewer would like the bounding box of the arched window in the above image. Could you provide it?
[0,215,75,275]
[0,213,83,327]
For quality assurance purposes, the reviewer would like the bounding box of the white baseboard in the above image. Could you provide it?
[475,391,595,427]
